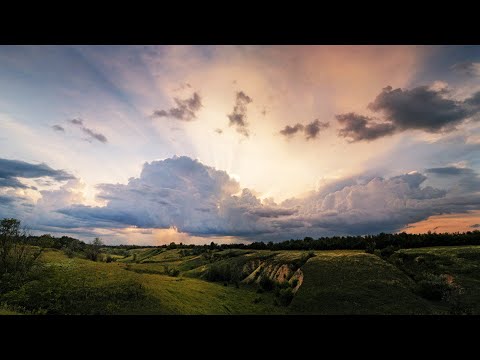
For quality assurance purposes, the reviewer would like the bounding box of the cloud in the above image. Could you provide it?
[304,119,330,139]
[70,119,83,125]
[1,155,480,242]
[280,119,329,140]
[0,195,16,204]
[52,125,65,132]
[368,86,470,132]
[426,166,474,176]
[214,128,223,134]
[57,156,295,236]
[81,127,108,143]
[452,62,480,77]
[471,224,480,228]
[284,170,480,235]
[0,158,75,189]
[50,155,480,240]
[153,92,202,121]
[280,123,304,137]
[336,85,480,142]
[227,91,253,137]
[69,118,108,143]
[336,113,396,142]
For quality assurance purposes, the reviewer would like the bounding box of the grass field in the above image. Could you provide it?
[290,250,434,314]
[2,245,480,314]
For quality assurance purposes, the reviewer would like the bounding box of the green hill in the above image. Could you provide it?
[2,245,480,314]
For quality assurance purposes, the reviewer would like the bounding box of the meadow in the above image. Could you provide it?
[2,239,480,314]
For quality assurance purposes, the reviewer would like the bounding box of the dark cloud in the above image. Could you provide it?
[471,224,480,229]
[227,91,252,137]
[214,128,223,134]
[336,85,480,142]
[425,166,480,193]
[280,123,304,137]
[52,125,65,132]
[368,86,470,132]
[0,195,16,205]
[280,119,329,140]
[249,207,297,218]
[336,112,396,142]
[305,119,329,139]
[70,118,83,125]
[0,158,74,190]
[153,92,202,121]
[69,118,108,143]
[426,166,475,176]
[451,62,480,76]
[81,127,108,143]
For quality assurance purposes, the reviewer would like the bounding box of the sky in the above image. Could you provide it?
[1,45,480,245]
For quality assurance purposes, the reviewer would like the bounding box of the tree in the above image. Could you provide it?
[85,237,103,262]
[0,218,42,291]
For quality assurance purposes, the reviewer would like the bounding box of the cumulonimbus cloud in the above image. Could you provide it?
[2,156,480,241]
[153,92,202,121]
[53,156,480,239]
[336,85,480,142]
[227,91,253,137]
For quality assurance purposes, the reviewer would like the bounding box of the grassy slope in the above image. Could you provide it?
[289,250,434,314]
[39,250,284,314]
[0,307,21,315]
[5,245,480,314]
[393,245,480,314]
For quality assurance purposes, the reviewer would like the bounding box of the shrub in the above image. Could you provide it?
[1,267,148,315]
[253,296,262,304]
[84,238,103,262]
[379,245,397,259]
[416,273,453,301]
[365,241,376,254]
[259,275,275,292]
[276,287,294,306]
[0,218,43,293]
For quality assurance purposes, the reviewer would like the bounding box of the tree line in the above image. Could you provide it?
[4,217,480,253]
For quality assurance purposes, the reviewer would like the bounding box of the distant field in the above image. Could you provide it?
[2,245,480,314]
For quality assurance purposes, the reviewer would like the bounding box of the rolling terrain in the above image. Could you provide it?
[3,244,480,315]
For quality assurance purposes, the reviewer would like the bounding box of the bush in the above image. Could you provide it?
[253,296,262,304]
[259,275,275,292]
[379,245,397,259]
[416,273,453,301]
[163,265,180,277]
[0,218,43,293]
[365,241,376,254]
[64,247,75,258]
[84,238,103,262]
[276,287,294,306]
[1,267,148,315]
